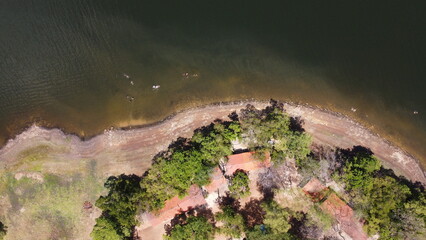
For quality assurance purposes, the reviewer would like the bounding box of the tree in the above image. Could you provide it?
[304,205,333,233]
[391,196,426,239]
[360,176,411,238]
[336,148,423,239]
[92,174,143,239]
[215,206,246,238]
[0,221,6,240]
[341,153,381,191]
[91,216,122,240]
[261,200,299,234]
[164,216,215,240]
[139,120,242,212]
[246,225,297,240]
[228,169,250,198]
[239,101,311,164]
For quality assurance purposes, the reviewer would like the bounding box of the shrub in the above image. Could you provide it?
[215,206,245,238]
[240,100,311,163]
[91,174,142,239]
[228,169,250,198]
[164,216,215,240]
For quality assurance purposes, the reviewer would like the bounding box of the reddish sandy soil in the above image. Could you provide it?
[0,101,424,183]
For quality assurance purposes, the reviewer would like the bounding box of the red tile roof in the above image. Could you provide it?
[203,167,227,193]
[225,152,271,175]
[302,178,328,201]
[302,179,368,239]
[321,193,368,240]
[146,185,207,226]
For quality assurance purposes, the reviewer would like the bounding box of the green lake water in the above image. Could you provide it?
[0,0,425,164]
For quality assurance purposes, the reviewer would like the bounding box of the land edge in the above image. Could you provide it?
[0,99,425,184]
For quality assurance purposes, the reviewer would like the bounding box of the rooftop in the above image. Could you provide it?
[302,179,368,240]
[203,167,227,194]
[321,193,368,240]
[302,178,328,201]
[225,151,271,175]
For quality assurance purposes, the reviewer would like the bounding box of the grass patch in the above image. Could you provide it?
[0,161,104,240]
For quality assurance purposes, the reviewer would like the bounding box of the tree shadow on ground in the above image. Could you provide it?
[339,145,373,159]
[240,199,265,229]
[217,193,241,212]
[290,116,305,133]
[256,168,278,202]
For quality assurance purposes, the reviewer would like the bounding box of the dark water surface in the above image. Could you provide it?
[1,1,425,163]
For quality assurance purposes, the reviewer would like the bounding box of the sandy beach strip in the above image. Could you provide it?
[0,101,424,184]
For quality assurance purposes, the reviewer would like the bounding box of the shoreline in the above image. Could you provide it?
[0,100,424,184]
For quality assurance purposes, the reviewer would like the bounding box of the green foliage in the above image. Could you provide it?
[338,149,426,239]
[139,121,241,211]
[360,176,411,238]
[261,200,299,234]
[245,200,301,240]
[240,102,311,163]
[215,206,246,238]
[164,216,215,240]
[192,121,241,165]
[92,174,143,239]
[342,153,381,190]
[246,225,296,240]
[391,195,426,238]
[306,204,334,231]
[91,216,122,240]
[92,121,241,238]
[228,170,250,198]
[0,221,6,240]
[296,156,321,181]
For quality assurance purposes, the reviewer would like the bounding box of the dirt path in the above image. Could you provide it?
[0,101,424,183]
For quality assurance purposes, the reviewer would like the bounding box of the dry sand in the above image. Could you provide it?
[0,101,424,184]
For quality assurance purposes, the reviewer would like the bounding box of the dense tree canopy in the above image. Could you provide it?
[246,225,296,240]
[91,174,143,240]
[338,148,426,239]
[244,200,301,240]
[139,120,242,211]
[215,206,246,238]
[341,152,381,190]
[228,169,250,198]
[262,200,303,234]
[91,216,122,240]
[239,101,311,163]
[165,216,215,240]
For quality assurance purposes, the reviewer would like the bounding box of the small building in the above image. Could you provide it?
[302,178,368,240]
[302,178,328,202]
[224,151,271,176]
[320,193,368,240]
[203,167,227,194]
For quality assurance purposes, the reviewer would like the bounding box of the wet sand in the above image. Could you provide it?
[0,101,424,184]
